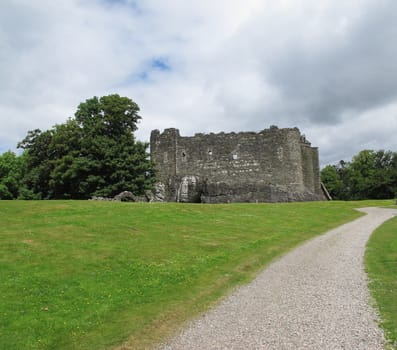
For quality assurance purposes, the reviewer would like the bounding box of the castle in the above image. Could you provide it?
[150,126,329,203]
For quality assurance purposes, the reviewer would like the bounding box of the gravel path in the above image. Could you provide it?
[159,207,397,350]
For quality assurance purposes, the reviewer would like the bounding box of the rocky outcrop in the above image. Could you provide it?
[114,191,136,202]
[91,191,154,202]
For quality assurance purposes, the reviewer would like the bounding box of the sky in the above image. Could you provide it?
[1,0,397,166]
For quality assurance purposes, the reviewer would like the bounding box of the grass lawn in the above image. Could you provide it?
[0,200,394,349]
[366,212,397,349]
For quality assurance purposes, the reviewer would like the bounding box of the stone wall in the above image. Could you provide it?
[150,127,327,203]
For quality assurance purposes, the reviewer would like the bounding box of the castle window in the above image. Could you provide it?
[182,151,186,157]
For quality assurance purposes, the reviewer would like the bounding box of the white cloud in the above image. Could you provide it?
[1,0,396,165]
[308,103,397,166]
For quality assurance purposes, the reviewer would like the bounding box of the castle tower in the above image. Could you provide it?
[150,127,327,203]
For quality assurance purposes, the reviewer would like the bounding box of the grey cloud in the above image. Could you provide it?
[1,0,396,166]
[257,0,397,125]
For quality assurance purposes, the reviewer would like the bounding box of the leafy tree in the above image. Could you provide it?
[0,151,25,199]
[19,94,155,199]
[75,95,141,136]
[18,128,56,198]
[321,149,397,200]
[320,165,345,199]
[348,150,397,199]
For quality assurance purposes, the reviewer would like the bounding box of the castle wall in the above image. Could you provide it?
[150,128,178,201]
[300,142,324,198]
[310,147,323,197]
[150,127,326,203]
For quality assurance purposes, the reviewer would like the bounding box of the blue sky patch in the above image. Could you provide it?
[151,58,171,71]
[119,57,172,86]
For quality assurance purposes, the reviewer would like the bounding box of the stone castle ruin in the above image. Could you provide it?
[150,126,329,203]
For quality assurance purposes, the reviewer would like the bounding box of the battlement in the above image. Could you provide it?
[150,127,326,203]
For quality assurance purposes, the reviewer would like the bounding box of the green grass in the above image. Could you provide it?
[0,200,393,349]
[366,212,397,349]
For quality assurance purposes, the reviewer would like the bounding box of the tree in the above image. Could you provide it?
[75,95,141,136]
[18,128,57,198]
[348,150,397,199]
[0,151,25,199]
[19,94,155,199]
[321,149,397,200]
[320,165,345,199]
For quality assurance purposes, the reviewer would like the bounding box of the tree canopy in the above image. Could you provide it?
[15,94,155,199]
[321,150,397,200]
[0,151,25,199]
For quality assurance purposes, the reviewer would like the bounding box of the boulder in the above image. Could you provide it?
[151,183,166,202]
[114,191,136,202]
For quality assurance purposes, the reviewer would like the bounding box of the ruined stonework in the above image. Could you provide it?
[150,127,328,203]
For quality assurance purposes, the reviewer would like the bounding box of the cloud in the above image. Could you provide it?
[1,0,396,165]
[308,102,397,166]
[257,0,397,125]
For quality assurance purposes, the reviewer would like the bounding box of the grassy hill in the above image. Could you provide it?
[0,200,394,349]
